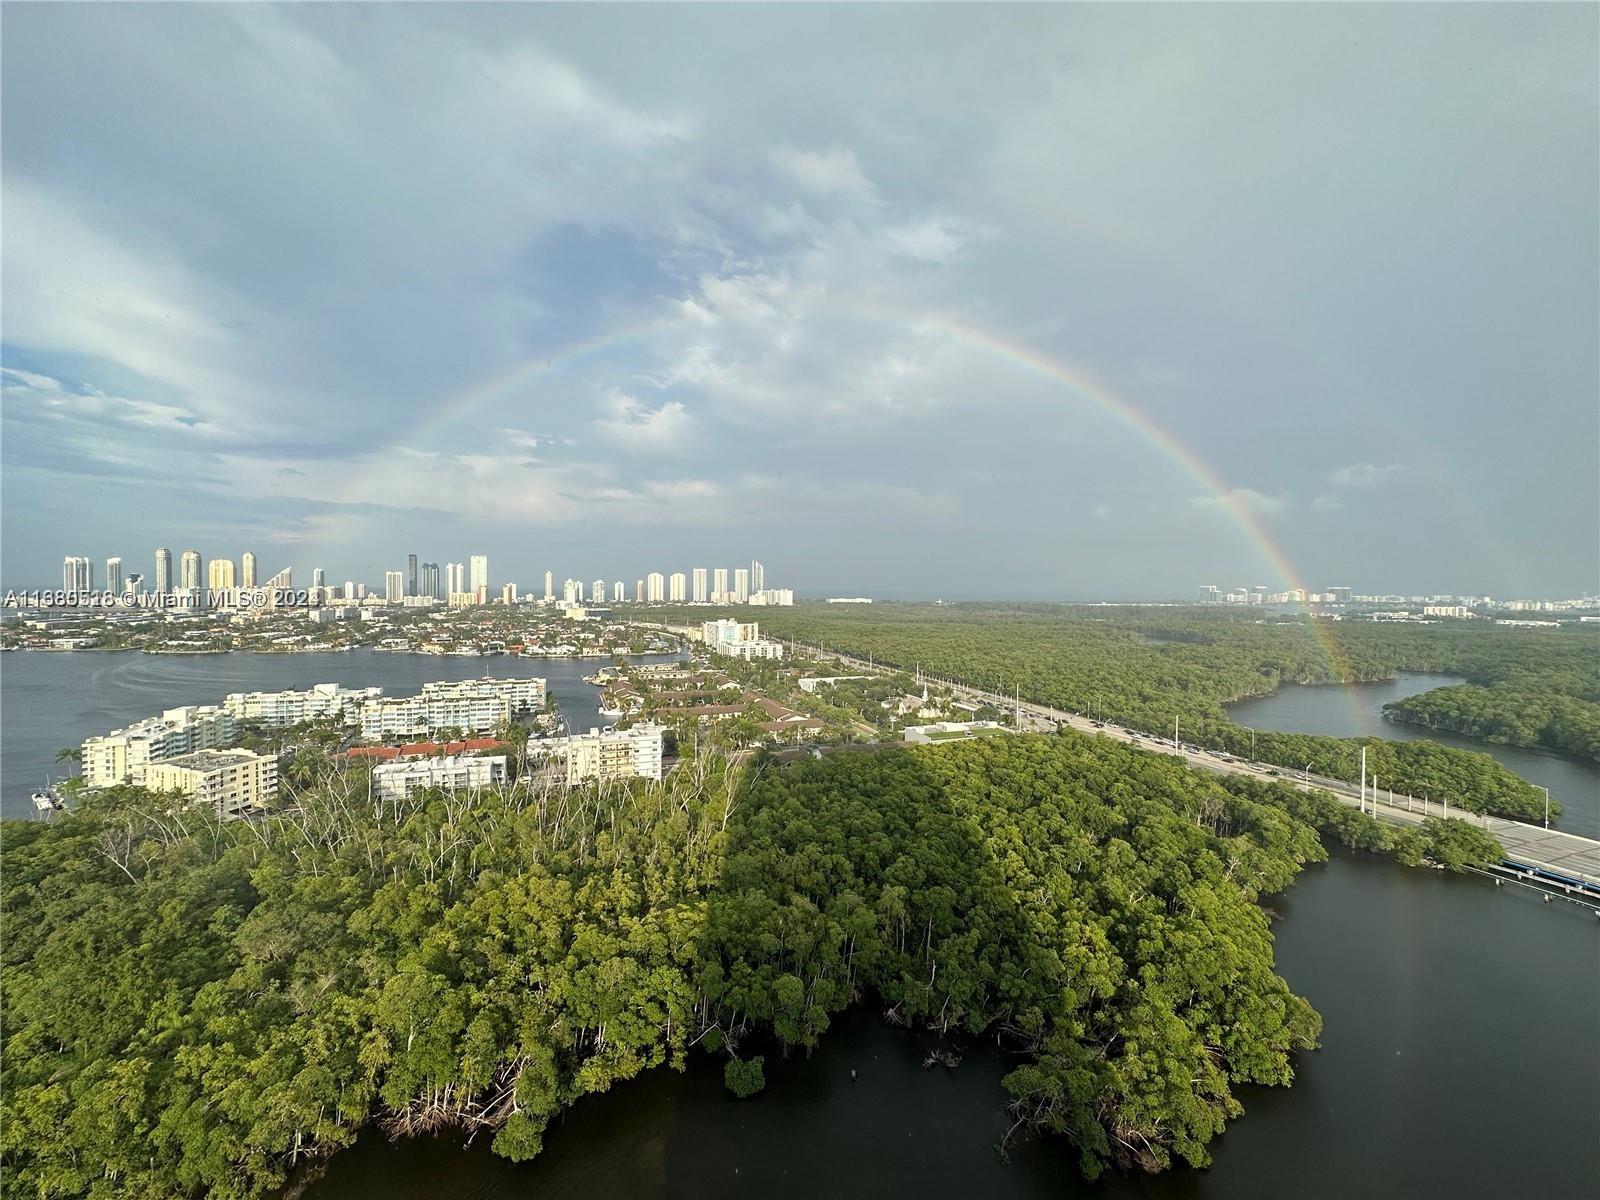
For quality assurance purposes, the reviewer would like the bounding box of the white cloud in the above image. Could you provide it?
[592,390,693,450]
[1187,487,1290,518]
[1312,492,1344,511]
[771,145,879,203]
[1330,462,1402,488]
[882,217,979,263]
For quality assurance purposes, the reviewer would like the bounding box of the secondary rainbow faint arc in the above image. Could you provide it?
[341,310,1354,679]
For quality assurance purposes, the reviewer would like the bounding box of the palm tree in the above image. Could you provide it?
[54,746,82,774]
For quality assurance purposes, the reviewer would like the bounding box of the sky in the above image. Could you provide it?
[2,4,1596,600]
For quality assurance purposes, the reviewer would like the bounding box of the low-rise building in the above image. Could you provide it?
[224,682,383,726]
[372,753,508,800]
[141,748,277,819]
[82,704,237,787]
[540,724,665,785]
[903,720,1010,744]
[356,676,545,740]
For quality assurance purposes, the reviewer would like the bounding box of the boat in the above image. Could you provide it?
[31,783,64,815]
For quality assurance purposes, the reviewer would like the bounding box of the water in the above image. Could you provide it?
[302,850,1600,1200]
[0,649,681,819]
[1227,673,1600,838]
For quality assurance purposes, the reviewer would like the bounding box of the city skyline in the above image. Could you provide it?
[2,6,1594,599]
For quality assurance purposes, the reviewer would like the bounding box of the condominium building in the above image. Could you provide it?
[669,572,687,603]
[241,551,257,588]
[613,581,625,603]
[154,548,173,594]
[733,568,750,604]
[142,749,277,820]
[469,554,489,593]
[701,618,784,660]
[712,568,729,603]
[692,567,708,604]
[385,571,405,603]
[179,550,203,591]
[105,557,123,594]
[544,570,554,601]
[592,579,607,606]
[223,682,384,726]
[356,677,546,740]
[62,556,92,592]
[544,724,664,785]
[81,705,238,787]
[647,572,665,603]
[372,753,508,801]
[751,560,765,593]
[208,559,236,590]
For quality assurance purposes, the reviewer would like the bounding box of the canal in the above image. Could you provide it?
[1227,672,1600,838]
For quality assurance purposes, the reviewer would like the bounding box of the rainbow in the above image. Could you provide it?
[318,307,1355,680]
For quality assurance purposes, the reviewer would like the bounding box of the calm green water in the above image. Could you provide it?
[1227,672,1600,838]
[302,851,1599,1200]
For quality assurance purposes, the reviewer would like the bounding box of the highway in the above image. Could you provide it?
[788,641,1600,899]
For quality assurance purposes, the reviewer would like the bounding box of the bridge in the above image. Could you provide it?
[787,642,1600,902]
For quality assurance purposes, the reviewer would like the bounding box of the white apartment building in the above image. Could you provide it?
[142,749,277,819]
[669,572,687,602]
[82,705,237,787]
[733,568,750,603]
[701,618,784,660]
[692,567,709,603]
[541,724,664,785]
[647,572,666,602]
[372,753,508,800]
[356,677,546,740]
[469,555,489,593]
[224,682,384,726]
[713,568,729,603]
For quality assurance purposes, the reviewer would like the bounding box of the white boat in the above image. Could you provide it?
[31,784,63,814]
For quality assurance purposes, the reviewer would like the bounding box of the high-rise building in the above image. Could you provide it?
[592,578,606,605]
[62,556,92,592]
[692,567,708,604]
[502,583,518,605]
[312,567,326,591]
[208,559,236,590]
[385,571,405,603]
[647,572,665,603]
[635,579,645,603]
[421,562,441,599]
[613,581,625,602]
[179,550,203,591]
[344,580,357,601]
[734,568,750,604]
[407,553,418,597]
[241,551,257,588]
[713,567,729,603]
[154,548,173,595]
[752,560,765,593]
[105,557,123,594]
[469,555,488,593]
[544,570,554,601]
[669,572,687,602]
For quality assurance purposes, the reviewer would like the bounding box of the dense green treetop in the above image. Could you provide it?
[1,732,1501,1198]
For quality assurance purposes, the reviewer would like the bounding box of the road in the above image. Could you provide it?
[788,642,1600,896]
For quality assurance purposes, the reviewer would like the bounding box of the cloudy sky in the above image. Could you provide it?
[3,5,1595,599]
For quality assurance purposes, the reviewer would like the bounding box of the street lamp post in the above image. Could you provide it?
[1540,785,1550,829]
